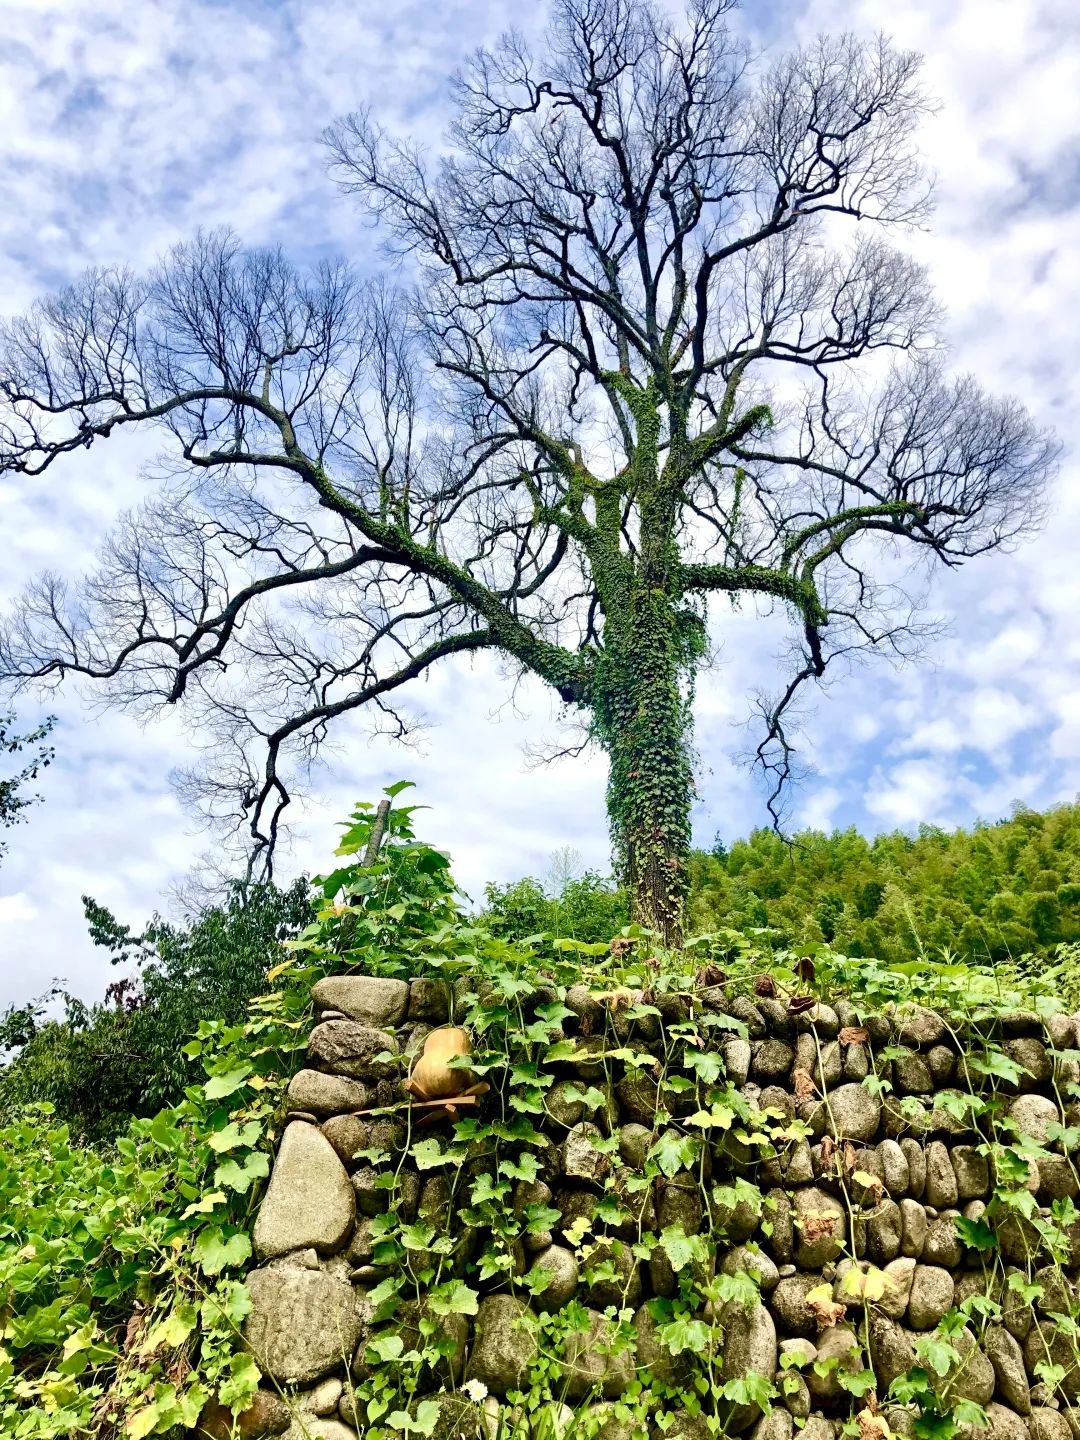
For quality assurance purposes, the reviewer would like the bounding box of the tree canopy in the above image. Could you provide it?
[0,0,1056,939]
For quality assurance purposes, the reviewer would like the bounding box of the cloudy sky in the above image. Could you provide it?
[1,0,1078,1010]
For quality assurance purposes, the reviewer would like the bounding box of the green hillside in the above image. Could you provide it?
[482,801,1080,968]
[688,800,1080,965]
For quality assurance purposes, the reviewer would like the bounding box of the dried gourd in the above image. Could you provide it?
[405,1026,476,1101]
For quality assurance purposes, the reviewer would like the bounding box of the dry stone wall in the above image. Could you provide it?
[231,972,1080,1440]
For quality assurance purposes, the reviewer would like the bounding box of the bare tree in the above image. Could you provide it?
[0,0,1056,942]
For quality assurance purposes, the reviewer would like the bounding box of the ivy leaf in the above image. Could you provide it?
[217,1353,262,1413]
[193,1227,252,1277]
[970,1050,1026,1085]
[919,1335,959,1378]
[214,1152,270,1194]
[203,1066,252,1101]
[659,1316,712,1356]
[427,1279,479,1316]
[956,1217,998,1252]
[650,1131,698,1178]
[658,1225,702,1274]
[684,1050,723,1085]
[366,1334,405,1363]
[500,1153,541,1183]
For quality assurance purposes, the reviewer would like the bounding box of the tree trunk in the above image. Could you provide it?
[599,592,695,948]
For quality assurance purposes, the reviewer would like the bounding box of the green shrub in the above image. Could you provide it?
[0,879,313,1141]
[481,871,630,944]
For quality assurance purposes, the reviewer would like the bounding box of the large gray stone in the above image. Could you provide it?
[868,1315,917,1392]
[1037,1156,1080,1203]
[282,1421,361,1440]
[879,1257,917,1319]
[1009,1094,1061,1147]
[862,1198,903,1264]
[878,1140,911,1198]
[529,1245,579,1312]
[986,1325,1031,1415]
[562,1123,610,1185]
[1031,1410,1072,1440]
[808,1084,881,1142]
[813,1040,843,1090]
[952,1145,991,1201]
[977,1403,1033,1440]
[287,1069,369,1117]
[618,1123,652,1169]
[197,1389,291,1440]
[312,975,408,1027]
[907,1266,955,1330]
[883,1095,931,1138]
[899,1198,928,1258]
[894,1048,934,1095]
[720,1244,780,1292]
[923,1213,962,1268]
[805,1325,862,1405]
[899,1140,926,1198]
[925,1141,959,1209]
[752,1039,795,1083]
[794,1187,846,1267]
[718,1301,778,1432]
[931,1329,994,1405]
[1026,1321,1080,1400]
[752,1410,794,1440]
[893,1005,947,1047]
[927,1045,957,1086]
[407,977,451,1023]
[254,1122,355,1260]
[307,1021,399,1080]
[765,1189,794,1265]
[771,1274,823,1337]
[1005,1037,1052,1091]
[467,1296,538,1398]
[615,1070,663,1125]
[723,1039,753,1086]
[545,1080,590,1129]
[657,1173,704,1235]
[558,1309,636,1401]
[244,1265,365,1384]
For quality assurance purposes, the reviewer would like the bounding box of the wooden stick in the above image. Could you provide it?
[362,798,392,867]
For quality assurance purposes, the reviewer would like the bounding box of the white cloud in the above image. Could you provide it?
[0,893,36,927]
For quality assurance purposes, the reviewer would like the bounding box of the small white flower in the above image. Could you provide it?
[462,1378,489,1402]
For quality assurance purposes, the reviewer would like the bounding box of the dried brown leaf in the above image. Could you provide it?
[839,1026,870,1046]
[793,1067,817,1101]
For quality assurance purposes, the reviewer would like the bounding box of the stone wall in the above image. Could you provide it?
[231,972,1080,1440]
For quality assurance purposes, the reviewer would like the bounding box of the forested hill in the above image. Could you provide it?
[688,801,1080,965]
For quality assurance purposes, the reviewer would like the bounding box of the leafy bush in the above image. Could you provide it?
[0,989,307,1438]
[0,879,313,1141]
[481,871,629,945]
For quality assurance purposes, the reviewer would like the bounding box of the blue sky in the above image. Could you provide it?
[1,0,1079,1008]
